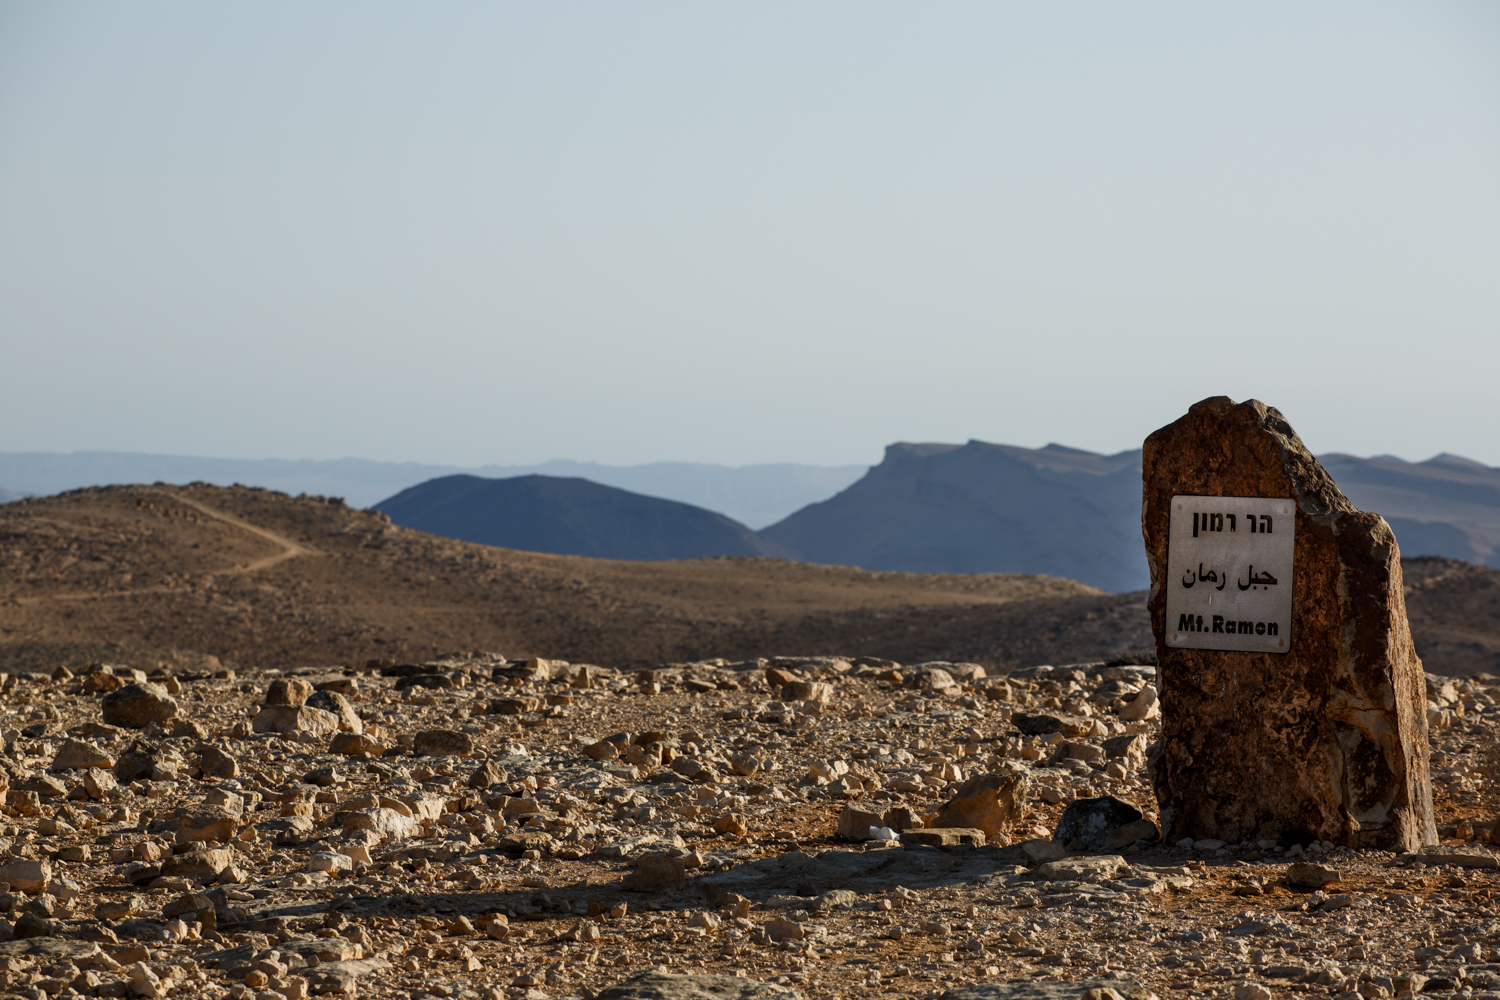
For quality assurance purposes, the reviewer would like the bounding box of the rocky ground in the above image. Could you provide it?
[0,652,1496,1000]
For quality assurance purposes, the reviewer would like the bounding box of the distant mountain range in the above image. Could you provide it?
[1319,453,1500,570]
[0,451,864,529]
[8,444,1499,592]
[761,442,1146,592]
[375,474,786,561]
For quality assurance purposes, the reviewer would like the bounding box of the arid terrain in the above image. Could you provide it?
[3,485,1496,679]
[0,485,1147,678]
[0,485,1497,1000]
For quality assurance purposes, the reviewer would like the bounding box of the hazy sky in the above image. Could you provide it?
[2,3,1497,469]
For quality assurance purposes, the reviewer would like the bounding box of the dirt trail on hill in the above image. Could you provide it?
[148,486,319,574]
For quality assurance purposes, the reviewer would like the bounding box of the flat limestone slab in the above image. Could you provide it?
[901,828,988,848]
[1143,397,1435,851]
[696,843,1030,898]
[940,980,1149,1000]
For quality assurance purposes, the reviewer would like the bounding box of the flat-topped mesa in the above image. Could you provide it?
[1143,396,1435,851]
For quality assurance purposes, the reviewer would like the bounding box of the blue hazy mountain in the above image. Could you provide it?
[373,474,789,561]
[1319,452,1500,568]
[760,441,1148,592]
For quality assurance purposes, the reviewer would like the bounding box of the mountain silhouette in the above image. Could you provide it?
[374,474,786,561]
[759,441,1147,592]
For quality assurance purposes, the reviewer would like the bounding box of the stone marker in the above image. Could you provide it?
[1144,397,1435,850]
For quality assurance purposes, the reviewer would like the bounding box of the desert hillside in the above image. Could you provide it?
[0,484,1143,675]
[3,484,1495,677]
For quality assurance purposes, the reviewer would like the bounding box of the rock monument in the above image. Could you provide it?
[1143,396,1435,850]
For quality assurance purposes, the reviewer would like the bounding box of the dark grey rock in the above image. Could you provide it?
[413,729,473,757]
[100,683,178,729]
[599,971,798,1000]
[1054,796,1144,851]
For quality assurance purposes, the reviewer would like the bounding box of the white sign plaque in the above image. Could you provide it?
[1164,495,1295,653]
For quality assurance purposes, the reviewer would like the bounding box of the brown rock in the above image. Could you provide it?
[160,848,232,880]
[487,697,542,715]
[900,828,986,848]
[1286,862,1339,888]
[929,772,1030,843]
[265,678,314,707]
[467,760,505,789]
[329,732,381,756]
[712,813,749,837]
[51,739,114,771]
[100,683,178,729]
[83,768,119,800]
[765,667,800,687]
[307,690,363,733]
[781,681,834,703]
[1144,397,1435,851]
[413,729,473,757]
[581,740,619,761]
[621,854,686,891]
[252,706,340,738]
[177,808,239,844]
[199,745,239,779]
[0,858,52,893]
[836,806,888,841]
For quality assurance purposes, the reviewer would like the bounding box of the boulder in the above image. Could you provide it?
[1102,734,1148,764]
[307,690,363,733]
[199,745,239,779]
[1410,845,1497,870]
[342,806,418,842]
[467,760,505,790]
[113,741,165,783]
[581,740,619,761]
[177,808,239,844]
[100,683,178,729]
[160,848,232,880]
[252,706,339,738]
[83,768,119,800]
[51,739,113,771]
[780,681,834,703]
[622,854,686,891]
[413,729,473,757]
[264,678,314,706]
[1054,796,1150,852]
[1286,862,1339,888]
[929,772,1029,843]
[1118,685,1159,722]
[329,732,382,756]
[0,858,52,893]
[1143,397,1435,851]
[835,806,888,841]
